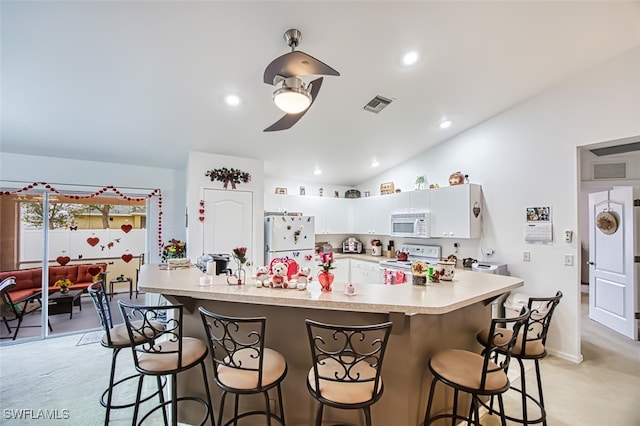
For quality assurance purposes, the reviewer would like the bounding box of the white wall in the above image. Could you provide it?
[0,152,185,263]
[357,46,640,362]
[186,151,265,265]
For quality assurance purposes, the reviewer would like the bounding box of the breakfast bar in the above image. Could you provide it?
[138,264,523,426]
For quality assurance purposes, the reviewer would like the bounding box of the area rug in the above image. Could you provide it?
[76,330,103,346]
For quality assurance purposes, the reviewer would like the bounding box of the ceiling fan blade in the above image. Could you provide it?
[263,51,339,85]
[264,77,323,132]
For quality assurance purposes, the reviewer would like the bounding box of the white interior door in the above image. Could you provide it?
[588,187,638,339]
[202,189,253,260]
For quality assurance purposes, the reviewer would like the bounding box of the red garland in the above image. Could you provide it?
[0,182,164,256]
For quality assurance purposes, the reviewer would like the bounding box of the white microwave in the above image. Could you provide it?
[390,212,430,238]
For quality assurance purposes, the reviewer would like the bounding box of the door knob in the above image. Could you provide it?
[587,261,595,265]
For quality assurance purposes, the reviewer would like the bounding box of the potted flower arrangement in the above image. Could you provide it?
[162,239,186,262]
[55,278,73,294]
[228,247,251,285]
[317,252,336,292]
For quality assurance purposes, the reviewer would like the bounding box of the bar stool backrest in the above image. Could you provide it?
[481,306,531,390]
[118,301,183,372]
[87,280,115,346]
[521,291,563,350]
[199,309,267,388]
[305,319,393,402]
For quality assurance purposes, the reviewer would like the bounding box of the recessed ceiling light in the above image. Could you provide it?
[370,159,380,168]
[225,94,241,106]
[313,168,322,176]
[439,120,453,129]
[402,51,420,66]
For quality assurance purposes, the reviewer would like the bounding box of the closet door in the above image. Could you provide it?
[202,189,253,257]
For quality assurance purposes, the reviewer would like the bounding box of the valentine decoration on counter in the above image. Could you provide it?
[120,224,132,233]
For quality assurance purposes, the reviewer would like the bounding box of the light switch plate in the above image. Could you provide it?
[523,251,531,262]
[564,254,574,266]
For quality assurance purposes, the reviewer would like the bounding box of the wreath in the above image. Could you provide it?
[205,168,251,189]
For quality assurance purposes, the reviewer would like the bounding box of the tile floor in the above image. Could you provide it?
[0,294,638,425]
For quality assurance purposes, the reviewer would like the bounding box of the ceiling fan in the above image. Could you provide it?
[263,29,340,132]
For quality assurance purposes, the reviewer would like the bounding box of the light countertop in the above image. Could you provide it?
[139,264,522,315]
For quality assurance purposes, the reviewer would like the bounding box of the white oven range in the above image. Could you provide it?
[378,244,441,284]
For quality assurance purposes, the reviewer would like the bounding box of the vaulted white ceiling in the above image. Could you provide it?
[2,1,639,186]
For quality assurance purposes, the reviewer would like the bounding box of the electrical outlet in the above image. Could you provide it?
[523,251,531,262]
[564,254,574,266]
[484,248,494,256]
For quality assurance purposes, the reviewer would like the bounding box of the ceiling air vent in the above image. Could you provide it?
[363,95,393,113]
[593,162,626,180]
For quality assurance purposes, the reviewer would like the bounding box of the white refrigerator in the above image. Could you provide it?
[264,215,316,279]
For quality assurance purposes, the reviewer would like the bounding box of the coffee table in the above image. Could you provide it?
[48,290,82,319]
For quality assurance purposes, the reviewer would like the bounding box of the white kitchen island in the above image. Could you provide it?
[139,264,523,426]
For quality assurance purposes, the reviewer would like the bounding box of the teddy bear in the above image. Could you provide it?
[293,266,311,290]
[269,262,290,288]
[254,266,269,287]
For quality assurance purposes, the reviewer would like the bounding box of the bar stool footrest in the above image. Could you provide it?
[478,387,546,425]
[100,374,167,410]
[221,410,285,426]
[137,396,211,426]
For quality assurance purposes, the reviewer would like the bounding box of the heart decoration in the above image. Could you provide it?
[305,255,313,261]
[199,216,205,222]
[269,257,299,280]
[121,224,133,233]
[88,266,102,276]
[56,256,71,266]
[87,237,100,247]
[121,254,133,263]
[199,209,205,214]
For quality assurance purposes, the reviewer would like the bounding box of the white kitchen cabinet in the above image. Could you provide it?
[352,195,393,235]
[430,184,482,238]
[323,198,351,234]
[391,189,430,213]
[350,259,380,284]
[332,258,350,283]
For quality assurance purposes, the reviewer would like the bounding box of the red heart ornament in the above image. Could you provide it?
[88,266,102,276]
[199,209,205,214]
[56,256,70,266]
[87,237,100,247]
[199,216,205,222]
[121,254,133,263]
[121,224,132,233]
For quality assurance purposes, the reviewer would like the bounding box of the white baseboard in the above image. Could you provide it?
[546,347,583,364]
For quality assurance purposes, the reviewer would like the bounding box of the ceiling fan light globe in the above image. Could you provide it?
[273,88,312,114]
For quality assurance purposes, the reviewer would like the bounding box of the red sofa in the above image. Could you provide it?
[0,263,108,301]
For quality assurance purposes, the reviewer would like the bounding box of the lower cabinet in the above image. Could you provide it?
[350,259,380,284]
[332,258,350,283]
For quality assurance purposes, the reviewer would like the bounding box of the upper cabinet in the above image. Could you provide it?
[351,195,393,235]
[391,189,430,213]
[264,194,350,234]
[264,185,481,238]
[429,184,482,239]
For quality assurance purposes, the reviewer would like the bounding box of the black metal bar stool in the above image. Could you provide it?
[304,319,393,426]
[87,281,164,425]
[199,307,287,426]
[476,291,563,425]
[424,306,531,426]
[118,300,213,426]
